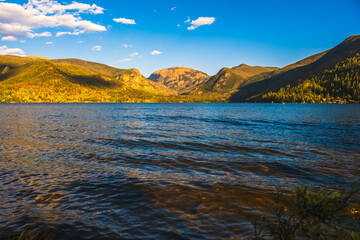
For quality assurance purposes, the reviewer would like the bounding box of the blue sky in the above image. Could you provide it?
[0,0,359,77]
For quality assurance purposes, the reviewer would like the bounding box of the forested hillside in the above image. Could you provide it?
[230,35,360,102]
[262,54,360,103]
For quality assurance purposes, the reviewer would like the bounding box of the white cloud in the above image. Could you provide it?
[0,0,106,41]
[130,52,139,57]
[2,36,18,41]
[0,45,26,56]
[177,24,180,27]
[113,18,136,25]
[121,43,132,48]
[91,45,101,51]
[28,31,52,38]
[116,58,132,63]
[151,50,162,55]
[45,41,53,44]
[56,31,81,37]
[184,17,191,23]
[24,0,104,15]
[187,17,216,30]
[171,7,176,11]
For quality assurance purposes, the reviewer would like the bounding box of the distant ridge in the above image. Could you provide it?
[148,67,209,93]
[27,56,53,60]
[185,64,277,101]
[231,64,278,78]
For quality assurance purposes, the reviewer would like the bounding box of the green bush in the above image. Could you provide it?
[253,184,360,239]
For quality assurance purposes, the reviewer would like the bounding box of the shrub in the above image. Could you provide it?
[253,183,360,239]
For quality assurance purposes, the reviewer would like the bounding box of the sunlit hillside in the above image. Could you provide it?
[0,56,179,103]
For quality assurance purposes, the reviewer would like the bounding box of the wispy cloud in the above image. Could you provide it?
[187,17,216,30]
[171,7,176,12]
[151,50,162,55]
[113,18,136,25]
[2,36,18,41]
[130,52,139,57]
[122,43,132,48]
[184,17,191,23]
[0,45,26,56]
[28,32,52,38]
[46,41,53,44]
[0,0,106,41]
[116,58,132,63]
[56,31,81,37]
[91,45,102,51]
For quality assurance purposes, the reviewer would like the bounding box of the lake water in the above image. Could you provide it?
[1,103,359,239]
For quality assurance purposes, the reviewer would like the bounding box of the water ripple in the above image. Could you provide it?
[1,103,360,239]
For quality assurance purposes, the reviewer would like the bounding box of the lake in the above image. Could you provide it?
[0,103,359,239]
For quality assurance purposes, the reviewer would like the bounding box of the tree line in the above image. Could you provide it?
[262,53,360,103]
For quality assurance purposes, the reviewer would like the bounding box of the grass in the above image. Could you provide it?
[2,228,57,240]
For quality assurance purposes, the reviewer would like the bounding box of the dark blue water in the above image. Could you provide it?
[0,103,359,239]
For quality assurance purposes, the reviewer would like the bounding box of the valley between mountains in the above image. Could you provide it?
[0,35,359,103]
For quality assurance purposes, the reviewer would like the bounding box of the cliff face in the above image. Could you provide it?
[116,69,177,96]
[148,67,209,93]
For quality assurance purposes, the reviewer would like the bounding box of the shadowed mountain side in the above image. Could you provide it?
[227,52,328,101]
[0,55,35,81]
[185,64,277,100]
[52,58,128,77]
[0,55,35,67]
[230,35,360,102]
[238,51,328,88]
[148,67,209,94]
[0,61,121,89]
[189,68,248,95]
[69,75,118,88]
[53,58,176,96]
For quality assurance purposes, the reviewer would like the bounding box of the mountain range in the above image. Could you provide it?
[0,35,359,103]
